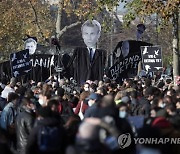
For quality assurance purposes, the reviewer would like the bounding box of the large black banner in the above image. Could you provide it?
[30,54,57,82]
[0,54,69,82]
[10,50,31,77]
[141,46,163,72]
[108,40,152,81]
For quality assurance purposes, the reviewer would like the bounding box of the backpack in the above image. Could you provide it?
[131,103,145,116]
[38,126,62,152]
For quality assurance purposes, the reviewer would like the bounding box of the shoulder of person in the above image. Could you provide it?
[96,48,106,52]
[74,46,87,51]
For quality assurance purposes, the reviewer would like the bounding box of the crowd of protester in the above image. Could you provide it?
[0,75,179,154]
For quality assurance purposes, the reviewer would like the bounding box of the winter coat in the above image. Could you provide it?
[26,117,65,154]
[74,101,89,115]
[0,102,16,130]
[67,47,106,84]
[16,107,35,154]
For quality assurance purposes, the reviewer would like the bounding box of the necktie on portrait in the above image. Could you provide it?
[89,48,93,63]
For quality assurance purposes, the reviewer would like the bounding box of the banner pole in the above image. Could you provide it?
[21,75,24,85]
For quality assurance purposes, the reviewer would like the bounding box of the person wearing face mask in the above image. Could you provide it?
[83,82,90,92]
[66,20,106,84]
[38,84,52,108]
[117,103,128,119]
[16,98,36,154]
[157,99,166,109]
[75,91,90,120]
[84,93,101,118]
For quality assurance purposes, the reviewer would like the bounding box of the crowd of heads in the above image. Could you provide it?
[0,75,179,154]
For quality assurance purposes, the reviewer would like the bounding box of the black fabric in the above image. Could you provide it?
[84,104,100,118]
[109,40,152,82]
[60,100,75,124]
[137,97,151,117]
[26,117,65,154]
[89,48,93,63]
[0,97,7,111]
[16,108,35,154]
[0,61,11,81]
[67,47,106,84]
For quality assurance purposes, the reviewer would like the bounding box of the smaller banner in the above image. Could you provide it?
[141,46,163,72]
[108,40,152,81]
[10,49,31,77]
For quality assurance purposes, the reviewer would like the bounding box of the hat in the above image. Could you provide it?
[152,117,172,128]
[23,35,37,42]
[86,93,99,100]
[137,23,146,30]
[121,96,130,103]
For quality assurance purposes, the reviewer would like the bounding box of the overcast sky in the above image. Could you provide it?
[117,0,131,14]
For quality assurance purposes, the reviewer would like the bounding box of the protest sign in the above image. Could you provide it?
[10,50,31,77]
[141,46,163,72]
[108,40,152,81]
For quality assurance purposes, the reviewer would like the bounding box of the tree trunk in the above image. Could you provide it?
[56,0,64,39]
[172,10,179,85]
[55,0,81,39]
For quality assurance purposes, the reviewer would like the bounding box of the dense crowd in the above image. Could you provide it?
[0,75,179,154]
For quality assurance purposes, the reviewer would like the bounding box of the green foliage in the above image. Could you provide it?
[0,0,53,60]
[0,0,123,62]
[163,54,173,66]
[123,0,180,26]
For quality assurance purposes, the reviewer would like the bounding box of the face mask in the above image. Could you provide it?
[88,100,94,106]
[160,103,166,108]
[84,87,89,91]
[34,94,39,99]
[38,99,45,106]
[119,111,127,118]
[90,88,94,93]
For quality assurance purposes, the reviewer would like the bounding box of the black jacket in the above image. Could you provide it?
[84,103,100,118]
[138,97,151,117]
[16,107,35,154]
[26,117,65,154]
[67,47,106,84]
[0,97,7,111]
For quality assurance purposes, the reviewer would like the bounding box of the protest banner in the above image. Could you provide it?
[10,50,31,77]
[141,46,163,72]
[1,53,66,82]
[108,40,152,81]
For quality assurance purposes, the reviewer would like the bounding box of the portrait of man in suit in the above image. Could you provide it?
[67,20,106,84]
[114,40,130,61]
[121,40,130,58]
[24,37,37,55]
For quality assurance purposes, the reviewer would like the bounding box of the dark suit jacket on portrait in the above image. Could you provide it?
[68,47,106,84]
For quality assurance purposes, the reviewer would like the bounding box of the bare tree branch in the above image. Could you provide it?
[56,0,64,37]
[29,0,45,39]
[56,21,81,39]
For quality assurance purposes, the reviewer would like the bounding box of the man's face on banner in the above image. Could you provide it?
[82,26,100,48]
[25,41,37,55]
[121,41,130,57]
[116,48,121,58]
